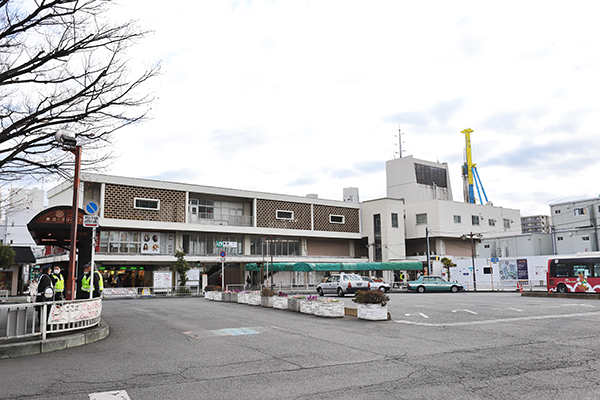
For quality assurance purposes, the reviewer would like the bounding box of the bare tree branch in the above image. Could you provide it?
[0,0,160,182]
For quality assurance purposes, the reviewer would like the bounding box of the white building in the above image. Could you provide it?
[550,197,600,254]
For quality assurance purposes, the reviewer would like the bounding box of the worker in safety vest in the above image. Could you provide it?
[77,262,104,299]
[51,266,65,301]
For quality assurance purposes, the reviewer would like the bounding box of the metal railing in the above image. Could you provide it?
[459,279,547,291]
[0,298,102,341]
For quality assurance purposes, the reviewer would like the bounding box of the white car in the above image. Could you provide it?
[316,273,367,297]
[361,276,391,292]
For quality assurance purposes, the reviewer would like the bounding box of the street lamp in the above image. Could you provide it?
[56,130,81,300]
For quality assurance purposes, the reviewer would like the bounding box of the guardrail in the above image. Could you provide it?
[0,298,102,342]
[459,280,547,291]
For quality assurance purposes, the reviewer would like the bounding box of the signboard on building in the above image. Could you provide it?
[141,232,161,254]
[216,241,237,248]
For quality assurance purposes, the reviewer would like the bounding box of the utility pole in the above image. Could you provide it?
[462,232,482,291]
[426,226,431,275]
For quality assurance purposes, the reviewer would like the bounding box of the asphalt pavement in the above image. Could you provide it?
[2,292,600,400]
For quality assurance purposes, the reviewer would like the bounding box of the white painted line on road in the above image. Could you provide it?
[508,307,524,312]
[451,309,478,314]
[89,390,131,400]
[419,313,429,319]
[394,310,600,327]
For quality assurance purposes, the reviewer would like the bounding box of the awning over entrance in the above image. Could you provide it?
[245,261,423,272]
[27,205,94,250]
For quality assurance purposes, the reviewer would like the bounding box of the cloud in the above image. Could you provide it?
[381,98,466,128]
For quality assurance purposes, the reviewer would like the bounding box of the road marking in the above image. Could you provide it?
[210,327,259,336]
[394,310,600,327]
[89,391,131,400]
[451,309,478,314]
[419,313,429,319]
[507,307,524,312]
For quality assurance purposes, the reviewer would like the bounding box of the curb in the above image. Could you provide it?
[521,292,600,300]
[0,319,109,359]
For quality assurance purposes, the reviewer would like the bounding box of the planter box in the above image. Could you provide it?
[273,296,288,310]
[204,291,214,300]
[248,294,261,306]
[230,292,239,303]
[222,292,231,302]
[237,292,249,304]
[261,296,274,307]
[300,299,316,314]
[213,292,222,301]
[357,303,388,321]
[288,298,303,312]
[314,301,345,318]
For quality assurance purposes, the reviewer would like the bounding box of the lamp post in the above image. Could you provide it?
[56,131,81,300]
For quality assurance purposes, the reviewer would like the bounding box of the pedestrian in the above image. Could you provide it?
[35,264,54,323]
[245,274,251,290]
[51,266,65,301]
[77,262,104,299]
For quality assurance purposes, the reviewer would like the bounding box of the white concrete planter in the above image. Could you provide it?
[261,296,274,307]
[357,303,388,321]
[300,300,316,314]
[248,294,261,306]
[204,291,214,300]
[288,298,302,312]
[213,292,222,301]
[273,296,288,310]
[237,292,249,304]
[315,301,345,318]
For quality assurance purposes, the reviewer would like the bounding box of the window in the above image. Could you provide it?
[453,215,461,224]
[471,215,480,226]
[484,244,490,248]
[488,219,496,227]
[503,219,511,229]
[249,237,299,256]
[391,213,399,228]
[574,208,587,216]
[134,198,160,210]
[555,209,561,214]
[416,213,428,225]
[329,215,345,224]
[557,236,563,241]
[276,210,294,220]
[414,163,448,187]
[583,237,590,241]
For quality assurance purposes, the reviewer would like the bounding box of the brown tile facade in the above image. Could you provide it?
[256,199,359,233]
[313,205,360,233]
[256,199,312,230]
[102,183,186,223]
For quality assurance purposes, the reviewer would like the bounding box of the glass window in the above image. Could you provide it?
[330,215,345,224]
[471,215,480,226]
[416,213,427,225]
[503,219,511,229]
[276,210,294,220]
[134,198,160,210]
[454,215,461,224]
[391,213,399,228]
[488,219,495,227]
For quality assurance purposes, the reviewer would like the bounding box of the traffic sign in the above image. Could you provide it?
[85,200,99,215]
[83,215,99,227]
[220,251,226,258]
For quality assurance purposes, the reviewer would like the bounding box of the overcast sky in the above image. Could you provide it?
[105,0,600,216]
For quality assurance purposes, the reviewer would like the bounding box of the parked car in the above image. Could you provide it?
[361,276,391,292]
[316,273,367,297]
[407,276,464,293]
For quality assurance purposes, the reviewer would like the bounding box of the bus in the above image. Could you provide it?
[547,256,600,293]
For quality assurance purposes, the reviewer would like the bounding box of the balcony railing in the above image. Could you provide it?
[188,213,253,227]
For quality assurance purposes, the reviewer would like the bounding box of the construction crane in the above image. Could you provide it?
[461,128,489,205]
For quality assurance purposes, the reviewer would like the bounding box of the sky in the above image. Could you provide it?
[102,0,600,217]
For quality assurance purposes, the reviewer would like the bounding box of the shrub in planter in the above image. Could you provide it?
[352,290,389,306]
[352,290,390,321]
[300,295,318,314]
